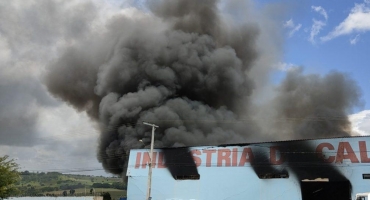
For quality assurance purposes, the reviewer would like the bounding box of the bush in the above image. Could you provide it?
[0,156,20,199]
[101,192,111,200]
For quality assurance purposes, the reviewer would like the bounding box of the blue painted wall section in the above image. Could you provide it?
[126,136,370,200]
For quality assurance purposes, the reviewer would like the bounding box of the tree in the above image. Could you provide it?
[21,171,30,175]
[0,155,20,199]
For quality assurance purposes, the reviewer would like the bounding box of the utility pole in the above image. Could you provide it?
[143,122,159,200]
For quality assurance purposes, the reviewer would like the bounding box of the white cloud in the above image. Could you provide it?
[309,6,328,44]
[349,110,370,136]
[273,62,300,72]
[284,19,302,37]
[0,0,140,176]
[0,103,109,176]
[350,34,360,44]
[312,6,328,20]
[309,19,326,44]
[321,3,370,42]
[0,36,11,63]
[284,19,294,28]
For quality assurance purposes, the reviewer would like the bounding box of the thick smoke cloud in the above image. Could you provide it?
[276,70,361,138]
[255,68,361,140]
[45,0,361,175]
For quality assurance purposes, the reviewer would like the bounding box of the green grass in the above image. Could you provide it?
[16,172,126,199]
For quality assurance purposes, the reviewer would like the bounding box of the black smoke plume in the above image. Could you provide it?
[45,0,361,175]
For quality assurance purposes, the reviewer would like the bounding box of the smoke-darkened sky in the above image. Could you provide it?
[0,0,369,176]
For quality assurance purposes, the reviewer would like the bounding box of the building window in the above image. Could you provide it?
[362,174,370,179]
[258,173,289,179]
[175,175,200,180]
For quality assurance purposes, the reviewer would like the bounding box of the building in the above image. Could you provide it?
[126,136,370,200]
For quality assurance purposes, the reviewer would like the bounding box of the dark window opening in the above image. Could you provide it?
[162,148,199,180]
[301,180,350,200]
[258,173,289,179]
[175,175,200,180]
[363,174,370,179]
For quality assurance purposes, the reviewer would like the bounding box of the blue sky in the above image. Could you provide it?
[269,0,370,111]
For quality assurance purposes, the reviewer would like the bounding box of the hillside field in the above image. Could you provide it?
[15,171,126,200]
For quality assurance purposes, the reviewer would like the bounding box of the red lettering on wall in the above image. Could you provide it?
[132,141,370,169]
[336,142,359,163]
[232,148,238,166]
[359,141,370,163]
[270,146,283,165]
[316,143,335,163]
[142,152,151,168]
[239,148,254,166]
[203,150,216,167]
[135,152,141,169]
[191,150,202,167]
[157,152,166,168]
[218,149,231,167]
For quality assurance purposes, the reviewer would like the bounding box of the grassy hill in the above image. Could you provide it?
[15,171,126,200]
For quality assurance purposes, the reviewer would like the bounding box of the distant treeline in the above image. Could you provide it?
[92,182,125,189]
[16,171,125,196]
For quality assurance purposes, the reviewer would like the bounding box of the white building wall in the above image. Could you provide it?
[127,136,370,200]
